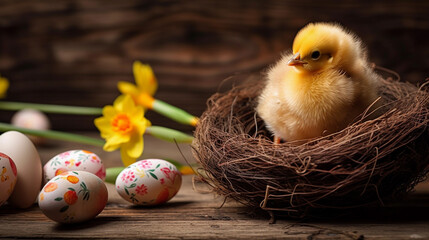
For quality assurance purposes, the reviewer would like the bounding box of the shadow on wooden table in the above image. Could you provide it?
[341,195,429,224]
[271,193,429,224]
[128,201,195,210]
[53,215,122,231]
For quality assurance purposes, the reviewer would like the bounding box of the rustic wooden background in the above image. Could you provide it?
[0,0,428,131]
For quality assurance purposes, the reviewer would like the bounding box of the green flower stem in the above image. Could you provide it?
[0,101,103,115]
[145,126,194,143]
[105,167,125,184]
[152,99,199,126]
[0,100,199,127]
[0,122,105,146]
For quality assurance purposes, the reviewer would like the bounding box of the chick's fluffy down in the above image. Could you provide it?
[257,23,380,143]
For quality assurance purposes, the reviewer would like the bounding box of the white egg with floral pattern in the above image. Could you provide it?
[116,159,182,206]
[43,150,106,184]
[38,171,108,224]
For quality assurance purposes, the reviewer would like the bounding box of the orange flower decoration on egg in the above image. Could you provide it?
[64,190,78,205]
[67,175,79,184]
[94,95,151,166]
[55,168,68,176]
[44,182,58,192]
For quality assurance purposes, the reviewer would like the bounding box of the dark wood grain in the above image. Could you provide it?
[0,0,428,131]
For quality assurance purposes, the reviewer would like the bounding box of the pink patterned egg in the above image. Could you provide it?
[38,171,108,223]
[0,153,17,206]
[43,150,106,184]
[116,159,182,205]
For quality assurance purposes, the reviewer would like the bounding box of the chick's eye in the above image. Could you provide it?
[311,51,321,60]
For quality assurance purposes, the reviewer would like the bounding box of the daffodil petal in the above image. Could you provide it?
[94,117,109,129]
[0,76,9,98]
[145,118,152,127]
[123,133,143,158]
[113,95,127,112]
[130,104,144,120]
[121,95,137,114]
[133,61,158,96]
[102,105,117,119]
[133,61,144,87]
[139,67,158,96]
[94,117,114,138]
[103,142,120,152]
[104,134,130,152]
[118,81,139,96]
[120,147,137,167]
[135,118,151,135]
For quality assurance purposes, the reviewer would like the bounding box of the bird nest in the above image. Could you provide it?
[192,69,429,218]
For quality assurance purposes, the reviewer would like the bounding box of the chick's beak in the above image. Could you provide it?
[288,53,306,66]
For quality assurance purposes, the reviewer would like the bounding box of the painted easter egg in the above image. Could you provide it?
[43,150,106,184]
[38,171,108,224]
[116,159,182,205]
[0,153,17,206]
[0,131,42,208]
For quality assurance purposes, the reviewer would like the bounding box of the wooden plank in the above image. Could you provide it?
[2,177,429,239]
[1,135,429,239]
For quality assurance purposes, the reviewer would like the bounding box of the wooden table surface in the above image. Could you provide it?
[1,135,429,239]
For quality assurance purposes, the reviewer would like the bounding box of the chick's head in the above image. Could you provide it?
[289,22,361,73]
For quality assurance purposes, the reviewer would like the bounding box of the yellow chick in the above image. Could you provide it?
[257,22,381,144]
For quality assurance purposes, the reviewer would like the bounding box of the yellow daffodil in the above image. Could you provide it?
[118,61,199,126]
[94,95,151,166]
[0,75,9,98]
[118,61,158,110]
